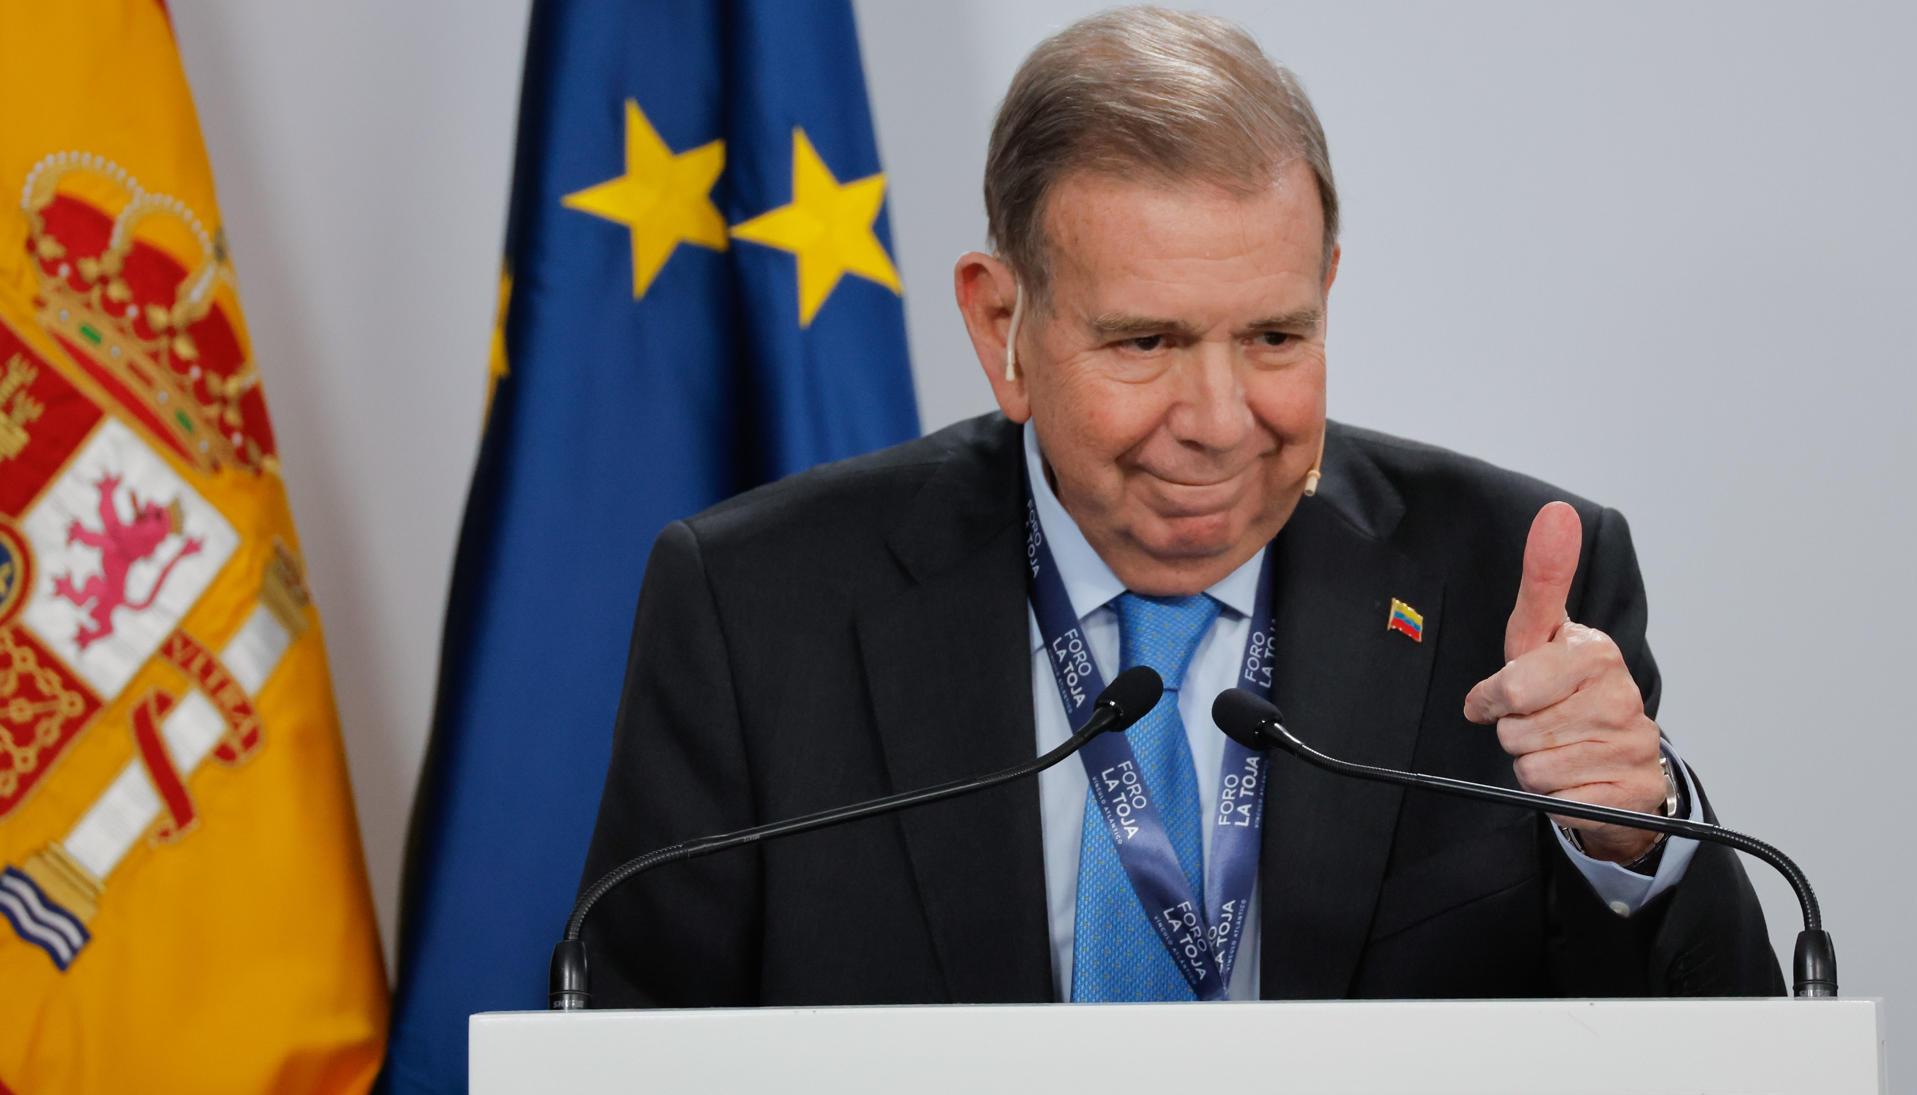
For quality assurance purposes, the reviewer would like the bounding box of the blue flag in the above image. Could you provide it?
[382,2,917,1089]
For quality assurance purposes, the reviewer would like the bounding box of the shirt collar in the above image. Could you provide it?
[1022,421,1266,639]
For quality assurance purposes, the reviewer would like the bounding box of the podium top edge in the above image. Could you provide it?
[473,997,1885,1022]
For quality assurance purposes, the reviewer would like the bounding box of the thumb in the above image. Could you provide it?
[1504,501,1582,661]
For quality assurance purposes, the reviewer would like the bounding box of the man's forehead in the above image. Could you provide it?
[1040,165,1327,318]
[1044,159,1317,227]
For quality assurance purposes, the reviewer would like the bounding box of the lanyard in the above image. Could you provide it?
[1023,471,1272,1000]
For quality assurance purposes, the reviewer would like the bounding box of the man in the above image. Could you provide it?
[578,7,1779,1005]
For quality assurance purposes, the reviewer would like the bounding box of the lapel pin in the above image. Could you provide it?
[1387,598,1424,643]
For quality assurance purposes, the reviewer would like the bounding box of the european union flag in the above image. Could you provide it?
[381,2,917,1089]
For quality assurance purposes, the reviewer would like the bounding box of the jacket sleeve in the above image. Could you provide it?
[1544,504,1785,996]
[576,519,763,1007]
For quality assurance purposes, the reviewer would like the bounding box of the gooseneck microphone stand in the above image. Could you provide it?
[1211,688,1836,998]
[550,666,1165,1010]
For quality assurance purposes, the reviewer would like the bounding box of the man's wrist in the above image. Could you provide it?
[1621,833,1668,875]
[1557,751,1686,874]
[1559,823,1662,869]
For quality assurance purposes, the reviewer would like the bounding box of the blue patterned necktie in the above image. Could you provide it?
[1071,592,1222,1002]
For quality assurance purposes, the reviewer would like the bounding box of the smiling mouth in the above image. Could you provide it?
[1149,469,1250,489]
[1142,472,1251,517]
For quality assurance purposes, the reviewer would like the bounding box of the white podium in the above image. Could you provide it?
[472,998,1886,1094]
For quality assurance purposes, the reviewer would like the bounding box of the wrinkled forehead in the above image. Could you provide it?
[1037,164,1328,319]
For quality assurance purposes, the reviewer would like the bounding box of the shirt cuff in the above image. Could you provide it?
[1551,743,1702,917]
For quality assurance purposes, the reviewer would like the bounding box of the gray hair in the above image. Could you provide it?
[984,6,1339,301]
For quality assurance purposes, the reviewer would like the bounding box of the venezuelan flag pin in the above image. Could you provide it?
[1386,598,1424,642]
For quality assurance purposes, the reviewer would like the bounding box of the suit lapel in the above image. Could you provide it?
[849,418,1442,1002]
[855,422,1054,1003]
[1258,449,1445,998]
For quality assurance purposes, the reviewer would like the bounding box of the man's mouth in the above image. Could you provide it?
[1152,472,1243,488]
[1141,470,1250,516]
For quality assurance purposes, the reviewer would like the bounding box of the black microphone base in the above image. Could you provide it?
[550,939,589,1010]
[1792,929,1838,998]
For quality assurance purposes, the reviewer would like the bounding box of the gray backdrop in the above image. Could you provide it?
[169,0,1909,1068]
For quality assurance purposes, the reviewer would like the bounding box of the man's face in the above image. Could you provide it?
[968,161,1335,595]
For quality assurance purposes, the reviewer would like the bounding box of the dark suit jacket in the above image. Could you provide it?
[579,414,1782,1007]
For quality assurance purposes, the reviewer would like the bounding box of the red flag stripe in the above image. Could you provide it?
[129,691,193,837]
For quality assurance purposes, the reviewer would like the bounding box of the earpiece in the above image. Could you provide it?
[1003,281,1024,382]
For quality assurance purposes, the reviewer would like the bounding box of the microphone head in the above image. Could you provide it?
[1095,666,1164,732]
[1211,687,1284,751]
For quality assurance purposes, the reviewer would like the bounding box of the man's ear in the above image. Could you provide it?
[1322,243,1341,298]
[953,251,1031,423]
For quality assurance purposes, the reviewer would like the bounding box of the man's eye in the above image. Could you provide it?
[1258,331,1293,348]
[1126,335,1164,352]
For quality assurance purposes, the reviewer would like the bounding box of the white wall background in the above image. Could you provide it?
[170,0,1911,1067]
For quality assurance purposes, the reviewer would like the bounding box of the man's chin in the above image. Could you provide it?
[1141,511,1243,558]
[1098,515,1254,595]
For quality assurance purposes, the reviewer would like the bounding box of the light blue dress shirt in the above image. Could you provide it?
[1021,422,1702,1001]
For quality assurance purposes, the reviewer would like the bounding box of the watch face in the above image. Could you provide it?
[1658,755,1680,817]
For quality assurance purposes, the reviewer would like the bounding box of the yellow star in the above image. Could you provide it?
[730,128,902,327]
[562,99,727,299]
[484,267,511,419]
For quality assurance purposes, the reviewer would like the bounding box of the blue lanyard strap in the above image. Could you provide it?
[1024,469,1273,999]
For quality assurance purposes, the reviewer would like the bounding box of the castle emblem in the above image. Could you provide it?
[0,353,45,463]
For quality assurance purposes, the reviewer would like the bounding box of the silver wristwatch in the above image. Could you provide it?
[1655,752,1680,818]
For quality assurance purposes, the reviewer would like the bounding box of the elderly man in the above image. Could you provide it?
[578,7,1779,1005]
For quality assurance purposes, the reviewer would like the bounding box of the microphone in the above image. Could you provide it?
[549,665,1166,1009]
[1211,688,1836,999]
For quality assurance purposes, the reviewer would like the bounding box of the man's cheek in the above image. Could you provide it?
[1246,364,1323,433]
[1071,398,1158,471]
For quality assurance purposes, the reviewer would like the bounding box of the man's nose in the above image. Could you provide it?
[1165,343,1253,452]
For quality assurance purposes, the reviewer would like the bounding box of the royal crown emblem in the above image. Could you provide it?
[21,152,278,476]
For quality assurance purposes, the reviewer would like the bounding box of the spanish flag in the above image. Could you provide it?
[0,4,387,1091]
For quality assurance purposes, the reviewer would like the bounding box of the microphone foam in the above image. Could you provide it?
[1211,687,1282,751]
[1096,666,1164,730]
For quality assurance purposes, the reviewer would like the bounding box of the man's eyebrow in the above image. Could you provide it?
[1086,313,1199,338]
[1241,308,1324,333]
[1085,309,1326,339]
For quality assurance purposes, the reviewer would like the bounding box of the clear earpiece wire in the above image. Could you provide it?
[1003,281,1024,382]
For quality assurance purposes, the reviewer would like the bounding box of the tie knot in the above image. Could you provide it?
[1115,593,1221,690]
